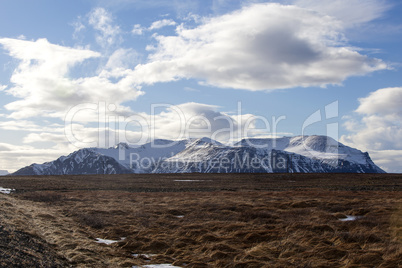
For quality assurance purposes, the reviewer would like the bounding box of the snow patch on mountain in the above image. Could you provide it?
[237,136,371,166]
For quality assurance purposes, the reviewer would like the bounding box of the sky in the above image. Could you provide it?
[0,0,401,173]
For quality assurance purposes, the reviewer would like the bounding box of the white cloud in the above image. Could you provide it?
[59,102,273,148]
[0,122,106,171]
[105,48,140,70]
[135,3,387,91]
[368,150,402,173]
[88,7,122,47]
[72,17,86,39]
[0,120,51,131]
[0,38,144,119]
[293,0,391,27]
[341,87,402,172]
[0,142,70,172]
[0,120,61,132]
[0,143,29,152]
[146,102,257,142]
[23,132,67,144]
[148,19,177,30]
[355,87,402,117]
[182,13,202,24]
[132,24,144,35]
[133,19,176,35]
[0,85,6,91]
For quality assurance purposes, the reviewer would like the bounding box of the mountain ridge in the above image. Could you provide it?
[11,135,385,175]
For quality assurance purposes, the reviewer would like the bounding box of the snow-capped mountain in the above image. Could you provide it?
[235,136,372,168]
[154,136,383,173]
[11,136,385,175]
[93,139,190,173]
[12,149,133,176]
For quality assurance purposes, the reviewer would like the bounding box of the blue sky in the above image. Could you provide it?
[0,0,401,173]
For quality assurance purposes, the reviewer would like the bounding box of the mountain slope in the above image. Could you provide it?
[92,139,190,173]
[154,136,384,173]
[233,136,383,173]
[12,149,133,176]
[11,136,385,175]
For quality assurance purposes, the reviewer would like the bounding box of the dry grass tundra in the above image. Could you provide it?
[0,173,401,267]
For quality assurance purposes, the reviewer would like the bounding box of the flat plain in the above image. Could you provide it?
[0,173,401,267]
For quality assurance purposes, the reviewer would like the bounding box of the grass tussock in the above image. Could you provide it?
[20,191,63,203]
[74,213,109,229]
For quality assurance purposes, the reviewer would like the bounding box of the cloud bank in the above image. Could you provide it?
[60,102,266,148]
[0,38,143,119]
[0,3,389,120]
[138,3,387,90]
[341,87,402,172]
[293,0,391,27]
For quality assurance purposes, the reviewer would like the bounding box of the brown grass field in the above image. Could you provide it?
[0,173,401,267]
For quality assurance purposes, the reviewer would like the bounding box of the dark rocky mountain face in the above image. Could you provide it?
[12,149,133,176]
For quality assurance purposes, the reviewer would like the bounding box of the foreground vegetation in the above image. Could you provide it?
[0,173,401,267]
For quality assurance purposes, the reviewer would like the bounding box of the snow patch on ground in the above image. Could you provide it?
[174,180,204,182]
[0,187,14,194]
[339,215,362,221]
[133,265,182,268]
[95,237,125,245]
